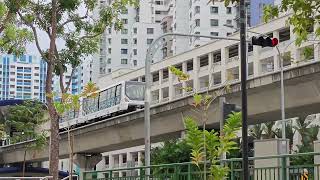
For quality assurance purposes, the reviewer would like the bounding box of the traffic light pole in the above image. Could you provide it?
[239,0,249,179]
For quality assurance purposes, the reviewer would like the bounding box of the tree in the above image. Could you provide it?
[4,100,47,177]
[6,1,138,179]
[185,112,241,180]
[291,118,319,165]
[151,139,191,165]
[263,0,320,46]
[0,0,33,55]
[53,81,99,180]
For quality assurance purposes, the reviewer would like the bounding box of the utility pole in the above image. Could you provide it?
[239,0,249,179]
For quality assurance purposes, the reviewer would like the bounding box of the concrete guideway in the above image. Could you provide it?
[1,61,320,164]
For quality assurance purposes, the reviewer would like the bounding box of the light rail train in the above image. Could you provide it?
[60,81,145,129]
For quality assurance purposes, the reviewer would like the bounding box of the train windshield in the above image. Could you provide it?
[125,81,145,101]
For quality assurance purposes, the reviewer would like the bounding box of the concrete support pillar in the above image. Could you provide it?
[159,69,163,85]
[314,141,320,179]
[208,52,213,87]
[168,70,174,101]
[193,56,199,92]
[220,47,227,82]
[182,62,187,95]
[119,154,123,169]
[74,153,102,180]
[137,152,143,166]
[109,155,114,169]
[159,88,163,102]
[254,139,289,180]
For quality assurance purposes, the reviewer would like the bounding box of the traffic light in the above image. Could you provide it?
[223,102,241,122]
[251,36,278,47]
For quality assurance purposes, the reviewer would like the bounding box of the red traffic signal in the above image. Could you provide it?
[251,36,278,47]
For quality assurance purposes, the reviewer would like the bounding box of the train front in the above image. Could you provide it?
[124,81,145,108]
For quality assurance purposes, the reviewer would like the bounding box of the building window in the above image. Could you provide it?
[187,60,193,71]
[155,1,163,5]
[210,6,218,14]
[108,38,111,44]
[107,58,111,64]
[279,28,290,42]
[195,19,200,27]
[108,48,111,53]
[121,28,128,34]
[133,28,137,34]
[35,73,39,76]
[211,32,219,36]
[34,86,39,89]
[133,38,137,44]
[155,11,161,14]
[121,39,128,44]
[195,6,200,14]
[147,28,154,34]
[108,68,112,73]
[227,32,232,36]
[121,59,128,64]
[108,28,111,34]
[122,19,128,24]
[152,72,159,82]
[226,7,232,14]
[147,39,153,45]
[210,19,219,26]
[133,49,137,55]
[133,60,137,66]
[35,67,39,70]
[163,68,169,79]
[121,49,128,54]
[226,19,232,25]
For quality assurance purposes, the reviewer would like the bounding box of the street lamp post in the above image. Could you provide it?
[144,33,248,177]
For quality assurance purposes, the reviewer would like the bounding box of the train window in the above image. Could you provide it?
[115,85,122,104]
[99,90,108,110]
[111,87,116,106]
[125,81,145,101]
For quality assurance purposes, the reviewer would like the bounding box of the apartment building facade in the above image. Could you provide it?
[0,54,47,102]
[94,0,238,81]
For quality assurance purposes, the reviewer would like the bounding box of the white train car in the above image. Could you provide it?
[60,81,145,129]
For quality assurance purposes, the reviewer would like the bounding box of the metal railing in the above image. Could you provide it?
[83,152,320,180]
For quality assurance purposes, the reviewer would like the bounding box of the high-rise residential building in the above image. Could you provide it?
[0,54,47,102]
[0,54,93,103]
[94,0,237,80]
[52,56,93,95]
[93,0,163,81]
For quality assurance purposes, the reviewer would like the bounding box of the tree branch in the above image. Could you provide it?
[17,11,45,59]
[0,12,13,33]
[59,10,89,28]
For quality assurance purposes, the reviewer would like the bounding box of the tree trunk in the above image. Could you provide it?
[22,149,27,177]
[47,0,59,179]
[68,126,74,180]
